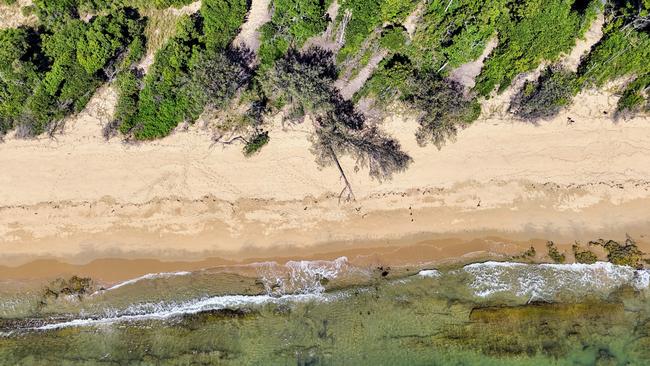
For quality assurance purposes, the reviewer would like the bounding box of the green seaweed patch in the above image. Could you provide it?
[572,243,599,264]
[589,236,646,268]
[41,276,93,300]
[463,302,627,358]
[512,246,537,261]
[546,241,566,263]
[469,302,624,323]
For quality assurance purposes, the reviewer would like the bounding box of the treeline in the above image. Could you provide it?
[112,0,249,140]
[1,1,145,136]
[510,0,650,120]
[1,0,649,157]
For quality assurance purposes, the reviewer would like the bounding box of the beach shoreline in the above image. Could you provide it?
[1,86,650,282]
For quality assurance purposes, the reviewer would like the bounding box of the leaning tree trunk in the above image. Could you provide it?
[328,145,355,202]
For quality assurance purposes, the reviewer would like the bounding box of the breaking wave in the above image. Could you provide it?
[463,261,650,300]
[34,293,335,331]
[95,271,192,293]
[7,257,357,333]
[255,256,356,295]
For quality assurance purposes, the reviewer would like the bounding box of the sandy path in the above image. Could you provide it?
[336,50,388,99]
[562,12,604,72]
[233,0,271,53]
[1,86,650,265]
[449,36,498,90]
[0,0,37,29]
[137,1,202,73]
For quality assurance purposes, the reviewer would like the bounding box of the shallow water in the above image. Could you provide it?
[1,259,649,365]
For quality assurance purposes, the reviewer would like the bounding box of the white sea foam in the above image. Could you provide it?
[418,269,441,278]
[634,270,650,290]
[257,256,352,295]
[94,271,192,294]
[28,259,357,332]
[463,261,648,300]
[35,293,333,331]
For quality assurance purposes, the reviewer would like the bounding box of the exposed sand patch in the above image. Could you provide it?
[335,50,388,99]
[403,1,424,37]
[137,1,202,73]
[303,0,341,52]
[561,12,604,72]
[448,36,498,90]
[233,0,271,53]
[0,0,37,29]
[1,86,649,265]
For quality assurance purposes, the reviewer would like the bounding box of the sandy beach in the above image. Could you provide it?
[0,81,649,282]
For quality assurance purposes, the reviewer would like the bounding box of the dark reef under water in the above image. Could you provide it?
[1,260,649,365]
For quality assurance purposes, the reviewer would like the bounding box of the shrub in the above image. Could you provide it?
[258,0,331,68]
[260,47,338,116]
[379,25,407,53]
[356,53,413,103]
[615,74,650,117]
[578,1,650,88]
[192,46,254,109]
[409,0,503,72]
[403,71,480,148]
[337,0,416,63]
[510,67,579,120]
[243,130,269,156]
[201,0,248,51]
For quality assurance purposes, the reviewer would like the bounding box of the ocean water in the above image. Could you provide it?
[1,258,649,365]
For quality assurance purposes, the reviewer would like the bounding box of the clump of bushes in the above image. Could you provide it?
[336,0,417,63]
[258,0,331,68]
[355,53,413,103]
[116,0,250,140]
[404,71,481,148]
[615,75,650,118]
[0,6,145,137]
[243,130,269,156]
[510,67,579,120]
[379,25,407,53]
[474,0,600,95]
[546,241,566,263]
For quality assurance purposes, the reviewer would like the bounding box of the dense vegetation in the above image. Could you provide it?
[0,4,145,136]
[114,0,249,140]
[579,0,650,115]
[510,67,579,121]
[336,0,417,63]
[258,0,331,68]
[509,0,650,121]
[1,0,649,173]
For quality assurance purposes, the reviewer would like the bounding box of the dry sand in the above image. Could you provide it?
[1,82,650,277]
[233,0,271,53]
[1,8,649,278]
[0,0,37,30]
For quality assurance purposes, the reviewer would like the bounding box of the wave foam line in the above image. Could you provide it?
[34,293,330,331]
[93,271,192,294]
[463,261,650,299]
